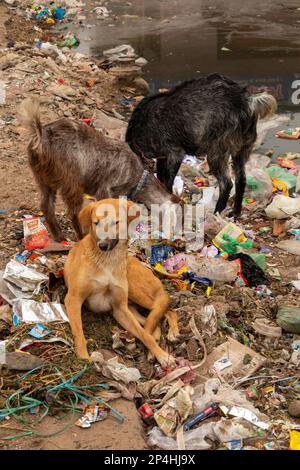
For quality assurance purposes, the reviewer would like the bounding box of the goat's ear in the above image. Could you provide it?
[79,203,95,235]
[127,200,141,223]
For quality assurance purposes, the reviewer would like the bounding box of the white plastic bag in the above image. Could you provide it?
[277,240,300,256]
[265,195,300,219]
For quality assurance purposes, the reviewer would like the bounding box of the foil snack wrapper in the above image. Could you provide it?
[12,299,69,324]
[2,260,48,302]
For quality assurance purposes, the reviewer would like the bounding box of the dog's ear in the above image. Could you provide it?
[127,200,141,223]
[79,203,95,235]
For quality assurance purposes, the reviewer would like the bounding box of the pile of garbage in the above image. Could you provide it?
[1,173,300,448]
[28,2,66,24]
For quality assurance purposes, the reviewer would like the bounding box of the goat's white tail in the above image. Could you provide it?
[249,92,277,119]
[17,98,42,149]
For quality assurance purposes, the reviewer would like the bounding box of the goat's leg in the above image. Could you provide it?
[208,152,232,215]
[61,190,84,239]
[231,146,252,219]
[39,185,64,241]
[156,153,184,193]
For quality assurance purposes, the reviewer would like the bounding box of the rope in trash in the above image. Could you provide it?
[0,364,124,440]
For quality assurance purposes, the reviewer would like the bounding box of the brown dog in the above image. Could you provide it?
[64,198,179,366]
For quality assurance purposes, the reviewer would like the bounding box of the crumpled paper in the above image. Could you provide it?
[154,387,194,436]
[199,305,217,337]
[223,405,269,430]
[91,352,141,384]
[0,340,7,365]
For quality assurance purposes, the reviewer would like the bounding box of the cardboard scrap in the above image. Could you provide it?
[196,338,266,381]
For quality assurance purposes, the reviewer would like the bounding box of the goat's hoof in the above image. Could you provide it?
[228,210,240,220]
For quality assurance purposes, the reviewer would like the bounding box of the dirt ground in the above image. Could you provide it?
[0,399,147,450]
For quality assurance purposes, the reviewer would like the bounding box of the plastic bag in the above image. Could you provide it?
[23,217,50,250]
[148,417,258,450]
[192,380,268,420]
[255,114,289,149]
[186,255,239,282]
[91,353,141,384]
[265,165,297,191]
[265,195,300,219]
[246,153,271,171]
[228,253,269,287]
[245,169,273,202]
[172,176,184,196]
[276,305,300,333]
[296,172,300,194]
[103,44,136,62]
[277,239,300,255]
[204,213,227,239]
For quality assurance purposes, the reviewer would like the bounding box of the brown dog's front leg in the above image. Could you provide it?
[129,303,161,342]
[65,293,89,359]
[165,310,180,342]
[113,303,175,368]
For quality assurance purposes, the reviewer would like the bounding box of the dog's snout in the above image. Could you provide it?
[98,242,110,251]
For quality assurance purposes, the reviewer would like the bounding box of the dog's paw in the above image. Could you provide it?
[147,350,155,363]
[158,352,176,368]
[167,329,180,343]
[76,348,90,361]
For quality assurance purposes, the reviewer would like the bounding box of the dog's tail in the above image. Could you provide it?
[17,98,42,150]
[249,92,277,119]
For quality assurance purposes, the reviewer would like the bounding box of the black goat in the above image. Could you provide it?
[126,74,277,217]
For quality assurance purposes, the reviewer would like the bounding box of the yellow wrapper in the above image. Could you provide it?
[289,430,300,450]
[271,178,289,197]
[213,222,247,249]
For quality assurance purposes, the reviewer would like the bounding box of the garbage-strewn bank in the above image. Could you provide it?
[1,0,300,452]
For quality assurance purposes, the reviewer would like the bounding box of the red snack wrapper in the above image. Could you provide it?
[23,217,50,250]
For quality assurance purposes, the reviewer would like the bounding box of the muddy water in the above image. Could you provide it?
[71,0,300,112]
[67,0,300,155]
